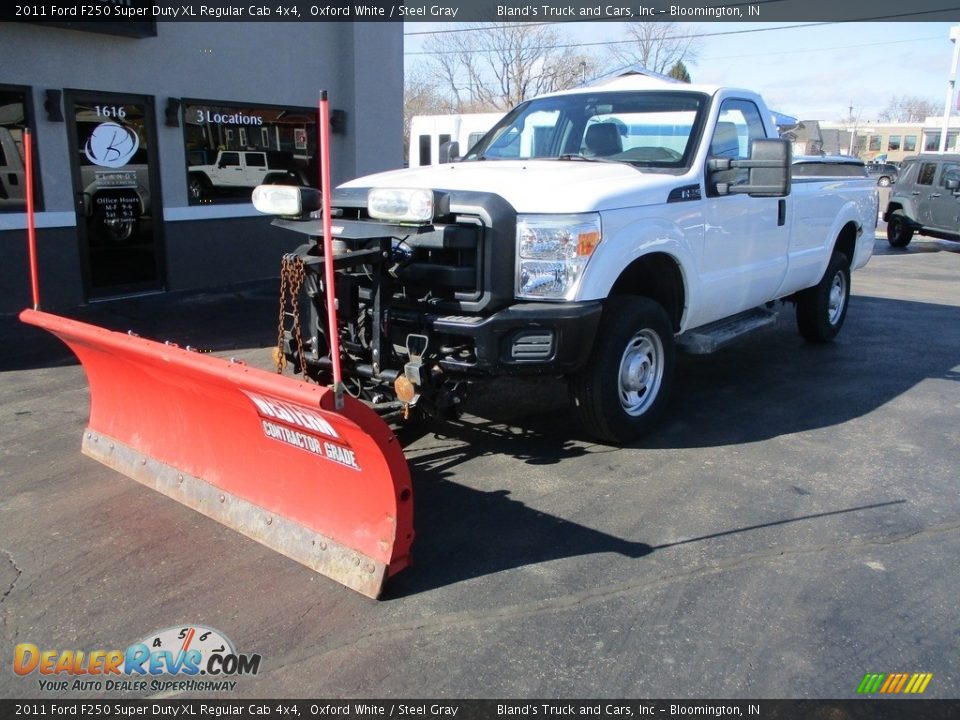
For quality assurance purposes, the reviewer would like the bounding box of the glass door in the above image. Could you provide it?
[65,90,165,298]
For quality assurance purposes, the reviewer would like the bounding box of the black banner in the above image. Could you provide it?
[3,700,960,720]
[5,0,960,24]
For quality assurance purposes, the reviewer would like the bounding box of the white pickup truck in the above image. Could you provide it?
[256,75,877,443]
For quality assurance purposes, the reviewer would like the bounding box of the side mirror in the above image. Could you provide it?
[945,177,959,192]
[439,141,460,164]
[709,138,791,197]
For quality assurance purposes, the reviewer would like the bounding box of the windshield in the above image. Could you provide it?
[464,90,708,169]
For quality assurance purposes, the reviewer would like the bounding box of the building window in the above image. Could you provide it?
[0,85,42,212]
[868,135,882,152]
[888,135,901,151]
[924,131,960,151]
[183,99,317,205]
[904,135,917,152]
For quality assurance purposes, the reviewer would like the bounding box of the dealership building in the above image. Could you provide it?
[0,21,403,314]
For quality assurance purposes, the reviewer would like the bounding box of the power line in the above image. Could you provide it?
[702,34,945,61]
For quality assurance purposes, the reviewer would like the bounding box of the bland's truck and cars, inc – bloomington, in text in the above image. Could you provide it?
[255,74,878,444]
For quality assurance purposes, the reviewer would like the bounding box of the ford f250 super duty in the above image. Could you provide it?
[253,75,878,443]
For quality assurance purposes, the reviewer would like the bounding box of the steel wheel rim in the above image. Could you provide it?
[828,270,847,325]
[617,329,664,417]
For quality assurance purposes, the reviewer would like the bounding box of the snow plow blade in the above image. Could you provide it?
[19,308,413,599]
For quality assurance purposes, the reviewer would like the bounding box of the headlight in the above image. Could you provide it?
[516,214,602,300]
[368,188,447,223]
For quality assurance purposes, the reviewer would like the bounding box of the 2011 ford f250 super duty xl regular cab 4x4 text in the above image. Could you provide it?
[254,75,878,444]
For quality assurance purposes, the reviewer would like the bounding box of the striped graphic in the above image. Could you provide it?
[857,673,933,694]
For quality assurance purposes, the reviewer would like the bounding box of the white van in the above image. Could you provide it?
[408,113,503,168]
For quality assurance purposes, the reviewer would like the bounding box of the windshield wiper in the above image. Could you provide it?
[557,154,638,168]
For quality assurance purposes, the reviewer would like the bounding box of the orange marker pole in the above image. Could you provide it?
[318,91,343,409]
[24,129,40,310]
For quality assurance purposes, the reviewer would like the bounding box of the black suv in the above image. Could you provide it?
[866,162,899,187]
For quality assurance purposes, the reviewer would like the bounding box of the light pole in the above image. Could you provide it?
[580,61,587,85]
[938,25,960,153]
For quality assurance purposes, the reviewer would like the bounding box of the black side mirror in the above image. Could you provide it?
[439,141,460,164]
[709,138,791,198]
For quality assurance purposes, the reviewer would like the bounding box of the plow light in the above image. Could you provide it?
[252,185,321,217]
[368,188,446,223]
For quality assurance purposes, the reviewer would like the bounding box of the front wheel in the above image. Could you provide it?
[571,296,675,444]
[886,210,914,248]
[188,175,209,201]
[795,252,850,343]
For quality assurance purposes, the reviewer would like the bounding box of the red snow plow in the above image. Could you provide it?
[19,95,414,598]
[18,309,413,598]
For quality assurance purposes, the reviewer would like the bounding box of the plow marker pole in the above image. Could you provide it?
[24,130,40,309]
[19,309,414,598]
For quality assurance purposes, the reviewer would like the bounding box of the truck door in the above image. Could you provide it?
[913,161,939,226]
[65,91,165,298]
[699,99,789,322]
[928,161,960,232]
[212,151,242,188]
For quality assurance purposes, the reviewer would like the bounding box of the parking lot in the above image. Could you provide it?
[1,231,958,699]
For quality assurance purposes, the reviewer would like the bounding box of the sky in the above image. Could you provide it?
[403,21,959,124]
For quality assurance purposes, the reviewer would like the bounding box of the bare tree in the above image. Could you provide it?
[422,23,600,112]
[403,66,455,159]
[879,95,942,123]
[606,23,701,75]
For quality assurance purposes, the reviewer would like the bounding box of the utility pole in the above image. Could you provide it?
[938,25,960,153]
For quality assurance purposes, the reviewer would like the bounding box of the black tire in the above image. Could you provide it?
[188,174,209,201]
[796,252,851,343]
[886,210,914,248]
[571,296,675,444]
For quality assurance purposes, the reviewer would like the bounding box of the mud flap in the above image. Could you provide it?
[20,309,413,598]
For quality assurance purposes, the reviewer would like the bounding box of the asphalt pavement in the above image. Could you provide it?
[1,232,958,700]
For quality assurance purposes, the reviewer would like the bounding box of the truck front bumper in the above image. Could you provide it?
[429,301,603,376]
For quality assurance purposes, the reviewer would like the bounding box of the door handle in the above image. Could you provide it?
[929,193,942,198]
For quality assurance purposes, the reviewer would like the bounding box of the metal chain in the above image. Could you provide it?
[276,256,308,378]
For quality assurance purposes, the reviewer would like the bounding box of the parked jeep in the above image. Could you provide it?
[884,153,960,247]
[188,149,311,200]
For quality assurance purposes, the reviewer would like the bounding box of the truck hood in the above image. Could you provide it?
[340,161,690,213]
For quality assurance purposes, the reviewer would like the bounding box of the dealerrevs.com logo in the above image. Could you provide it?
[13,625,261,693]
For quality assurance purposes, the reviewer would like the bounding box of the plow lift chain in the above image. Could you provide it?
[276,240,416,419]
[276,238,466,423]
[276,254,308,376]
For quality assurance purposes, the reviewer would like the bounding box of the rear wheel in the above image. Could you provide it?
[886,210,914,248]
[796,252,850,343]
[571,296,675,444]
